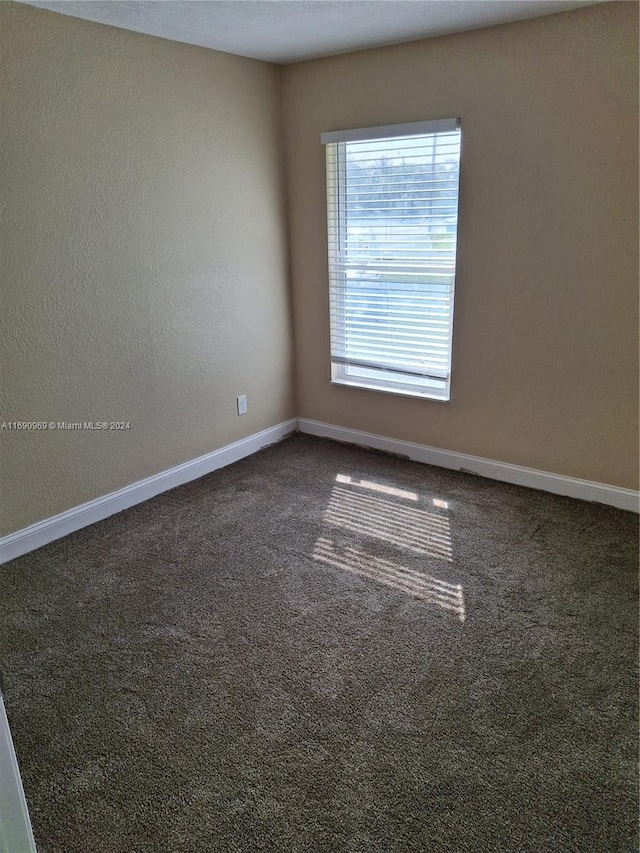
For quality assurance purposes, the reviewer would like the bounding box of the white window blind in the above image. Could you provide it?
[322,118,462,401]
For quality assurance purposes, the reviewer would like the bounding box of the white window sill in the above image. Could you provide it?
[331,377,450,402]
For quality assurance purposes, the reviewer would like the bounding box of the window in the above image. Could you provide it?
[322,118,462,401]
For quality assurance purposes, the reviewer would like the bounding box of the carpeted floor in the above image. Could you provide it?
[1,433,638,852]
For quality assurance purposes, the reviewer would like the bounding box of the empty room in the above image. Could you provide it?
[1,1,638,851]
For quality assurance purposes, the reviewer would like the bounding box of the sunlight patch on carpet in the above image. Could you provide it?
[324,485,452,559]
[312,536,465,621]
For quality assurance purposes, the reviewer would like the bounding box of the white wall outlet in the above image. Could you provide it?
[237,395,247,416]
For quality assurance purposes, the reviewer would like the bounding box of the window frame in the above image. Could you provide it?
[322,118,462,402]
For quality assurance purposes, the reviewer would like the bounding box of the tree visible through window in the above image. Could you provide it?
[322,119,462,401]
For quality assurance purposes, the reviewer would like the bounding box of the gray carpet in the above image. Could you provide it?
[1,433,637,852]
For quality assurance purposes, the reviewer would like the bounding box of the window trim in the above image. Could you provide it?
[322,118,462,402]
[331,363,451,402]
[321,117,460,145]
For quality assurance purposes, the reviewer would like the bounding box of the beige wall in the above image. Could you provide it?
[1,3,638,539]
[283,2,639,490]
[0,3,294,536]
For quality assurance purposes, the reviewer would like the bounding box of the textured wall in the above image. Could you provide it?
[0,3,294,535]
[283,2,639,490]
[1,2,638,541]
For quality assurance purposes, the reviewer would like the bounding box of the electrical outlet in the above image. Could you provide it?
[237,395,247,416]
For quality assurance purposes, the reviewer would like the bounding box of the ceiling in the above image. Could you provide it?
[22,1,603,65]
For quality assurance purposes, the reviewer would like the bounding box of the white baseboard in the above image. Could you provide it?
[0,419,297,565]
[2,415,636,564]
[298,418,639,513]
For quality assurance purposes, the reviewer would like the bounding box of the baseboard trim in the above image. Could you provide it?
[2,415,636,563]
[298,418,639,513]
[0,419,297,564]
